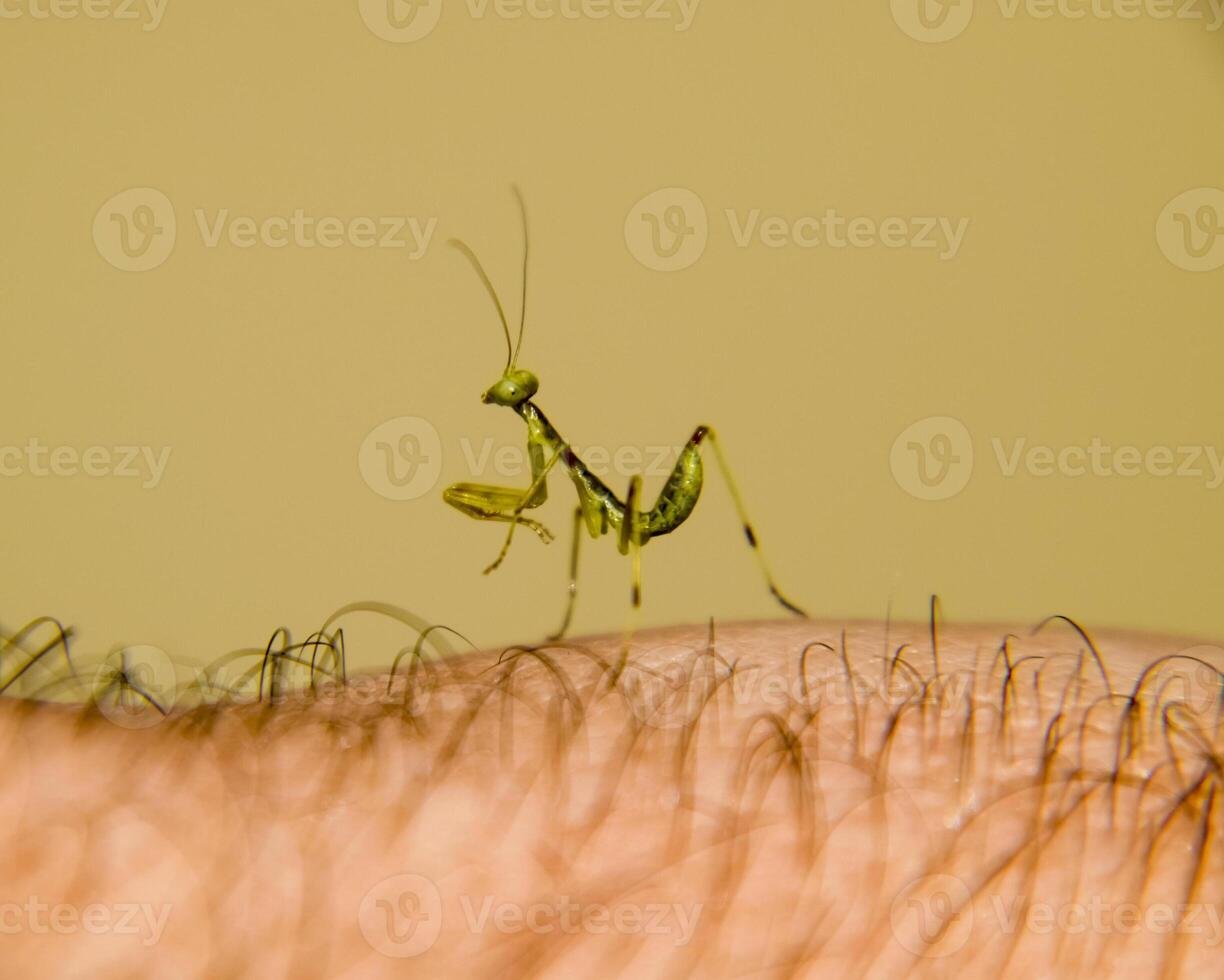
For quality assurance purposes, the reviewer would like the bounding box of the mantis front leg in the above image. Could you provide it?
[482,444,564,573]
[441,442,565,574]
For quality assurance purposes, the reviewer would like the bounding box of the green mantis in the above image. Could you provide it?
[443,189,808,639]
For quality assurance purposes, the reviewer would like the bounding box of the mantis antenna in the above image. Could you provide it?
[512,184,528,369]
[448,237,514,371]
[448,186,531,373]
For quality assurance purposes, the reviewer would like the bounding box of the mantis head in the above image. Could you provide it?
[450,187,540,411]
[482,369,539,407]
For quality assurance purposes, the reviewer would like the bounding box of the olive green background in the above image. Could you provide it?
[3,1,1223,668]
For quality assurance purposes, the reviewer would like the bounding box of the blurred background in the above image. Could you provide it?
[2,1,1223,668]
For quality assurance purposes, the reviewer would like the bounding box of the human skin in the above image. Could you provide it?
[0,618,1221,978]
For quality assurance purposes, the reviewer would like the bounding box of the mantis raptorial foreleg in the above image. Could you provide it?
[441,483,555,540]
[480,444,564,574]
[442,444,562,571]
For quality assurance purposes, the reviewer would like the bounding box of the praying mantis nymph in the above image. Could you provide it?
[442,188,809,639]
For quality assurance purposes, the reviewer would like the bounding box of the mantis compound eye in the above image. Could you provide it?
[507,369,539,400]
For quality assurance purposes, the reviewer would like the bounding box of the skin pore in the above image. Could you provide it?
[0,615,1221,978]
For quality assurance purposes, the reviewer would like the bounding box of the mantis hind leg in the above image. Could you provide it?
[612,475,644,681]
[620,475,644,612]
[689,425,809,618]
